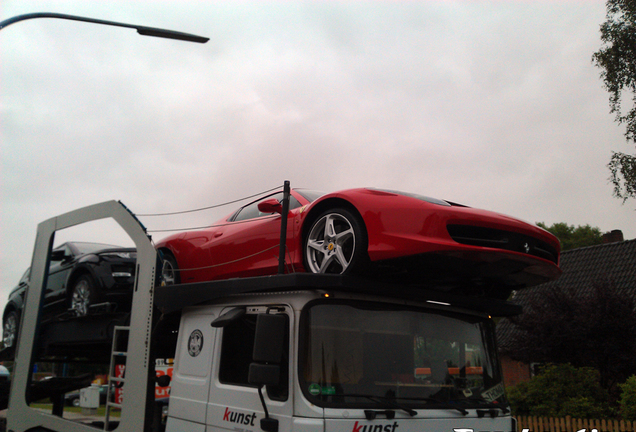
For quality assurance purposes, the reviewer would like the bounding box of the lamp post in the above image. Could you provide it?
[0,12,209,43]
[2,12,207,430]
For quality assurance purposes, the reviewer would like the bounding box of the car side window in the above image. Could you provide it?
[218,313,289,401]
[232,193,301,222]
[288,196,301,210]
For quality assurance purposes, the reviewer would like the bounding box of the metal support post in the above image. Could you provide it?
[277,180,291,274]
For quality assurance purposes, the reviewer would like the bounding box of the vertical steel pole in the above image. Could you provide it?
[277,180,291,274]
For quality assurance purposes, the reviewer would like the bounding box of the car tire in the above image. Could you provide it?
[3,310,19,349]
[304,208,369,274]
[72,397,80,407]
[70,275,94,317]
[161,252,180,286]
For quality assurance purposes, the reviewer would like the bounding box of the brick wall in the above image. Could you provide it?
[501,355,531,387]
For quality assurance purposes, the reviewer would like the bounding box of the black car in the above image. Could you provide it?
[2,242,137,349]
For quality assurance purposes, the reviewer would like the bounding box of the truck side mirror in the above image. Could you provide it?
[248,313,286,386]
[248,313,287,432]
[211,308,245,328]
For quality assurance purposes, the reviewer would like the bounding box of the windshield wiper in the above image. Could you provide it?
[455,398,510,415]
[408,397,468,415]
[341,394,417,417]
[339,393,472,417]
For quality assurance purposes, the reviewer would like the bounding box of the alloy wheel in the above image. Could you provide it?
[3,312,18,348]
[71,279,91,316]
[305,212,356,274]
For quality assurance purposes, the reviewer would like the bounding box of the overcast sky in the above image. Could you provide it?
[1,1,634,314]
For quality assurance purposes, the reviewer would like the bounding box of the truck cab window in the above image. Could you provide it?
[219,312,289,401]
[300,301,505,409]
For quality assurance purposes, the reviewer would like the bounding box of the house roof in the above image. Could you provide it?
[497,239,636,351]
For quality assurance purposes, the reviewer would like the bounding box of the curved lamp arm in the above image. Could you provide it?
[0,12,209,43]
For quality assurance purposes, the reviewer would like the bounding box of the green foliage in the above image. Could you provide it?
[536,222,603,251]
[592,0,636,201]
[415,337,458,368]
[619,375,636,420]
[507,363,612,418]
[609,151,636,202]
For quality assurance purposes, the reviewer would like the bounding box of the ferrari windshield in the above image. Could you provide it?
[300,301,506,410]
[295,189,325,203]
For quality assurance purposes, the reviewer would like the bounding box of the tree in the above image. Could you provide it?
[619,375,636,420]
[536,222,603,251]
[503,280,636,394]
[507,363,612,418]
[592,0,636,201]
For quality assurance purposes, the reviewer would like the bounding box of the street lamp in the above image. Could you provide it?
[0,12,209,43]
[2,13,208,429]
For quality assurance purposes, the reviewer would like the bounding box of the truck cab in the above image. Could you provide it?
[167,284,516,432]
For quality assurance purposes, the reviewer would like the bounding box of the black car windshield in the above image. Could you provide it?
[300,301,506,409]
[294,189,325,203]
[70,242,125,255]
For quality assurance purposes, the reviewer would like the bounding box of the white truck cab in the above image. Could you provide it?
[166,288,516,432]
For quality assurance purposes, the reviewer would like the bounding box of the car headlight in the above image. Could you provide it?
[101,252,136,259]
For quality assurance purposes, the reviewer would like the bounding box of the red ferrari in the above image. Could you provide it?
[155,188,561,296]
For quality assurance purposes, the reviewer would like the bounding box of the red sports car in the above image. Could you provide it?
[155,188,561,296]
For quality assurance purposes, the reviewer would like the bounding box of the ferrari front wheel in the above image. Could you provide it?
[304,208,368,274]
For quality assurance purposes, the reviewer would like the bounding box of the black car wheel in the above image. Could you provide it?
[161,252,180,286]
[304,208,368,274]
[72,397,80,407]
[70,275,94,317]
[3,310,19,349]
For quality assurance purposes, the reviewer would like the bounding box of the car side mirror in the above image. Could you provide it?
[50,250,67,262]
[257,199,283,215]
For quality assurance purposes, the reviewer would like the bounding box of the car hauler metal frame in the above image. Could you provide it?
[7,200,157,432]
[6,200,522,432]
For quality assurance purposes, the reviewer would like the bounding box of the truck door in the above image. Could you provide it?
[206,305,293,432]
[168,310,218,432]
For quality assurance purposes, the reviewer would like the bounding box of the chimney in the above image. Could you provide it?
[603,229,624,244]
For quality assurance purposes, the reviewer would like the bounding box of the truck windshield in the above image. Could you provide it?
[299,301,507,410]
